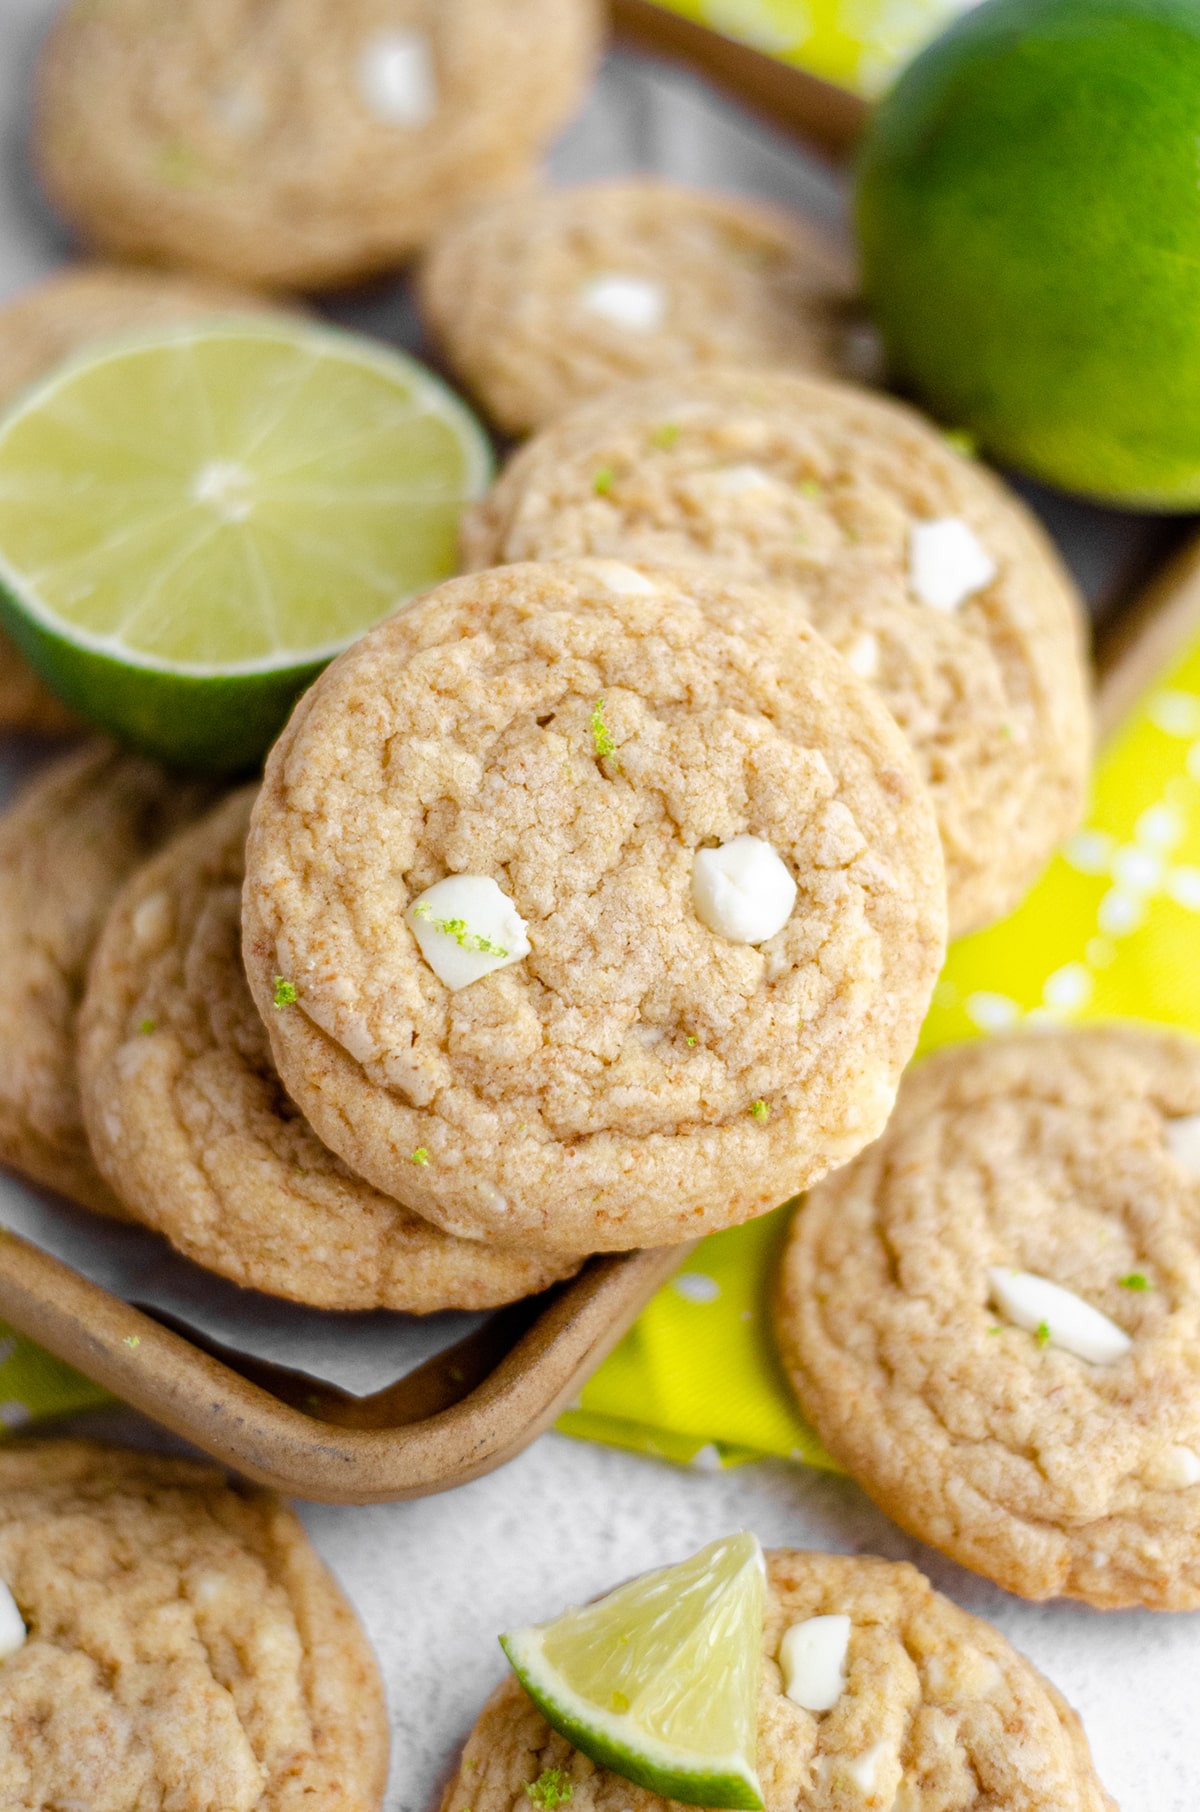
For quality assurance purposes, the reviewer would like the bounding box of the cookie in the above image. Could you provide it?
[441,1548,1114,1812]
[79,788,580,1308]
[0,1439,388,1809]
[418,179,854,435]
[776,1026,1200,1610]
[34,0,604,289]
[0,262,286,734]
[242,559,945,1255]
[0,741,214,1215]
[463,369,1092,939]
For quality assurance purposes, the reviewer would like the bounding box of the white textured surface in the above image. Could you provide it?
[1,6,1197,1809]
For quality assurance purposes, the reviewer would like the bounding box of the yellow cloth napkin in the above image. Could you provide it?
[559,619,1200,1471]
[643,0,975,96]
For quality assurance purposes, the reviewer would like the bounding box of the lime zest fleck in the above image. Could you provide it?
[411,903,508,957]
[123,1335,141,1350]
[798,478,824,499]
[159,140,205,187]
[943,428,978,458]
[650,422,680,449]
[1120,1272,1150,1290]
[593,466,616,496]
[139,1017,156,1035]
[988,1325,1004,1336]
[590,698,617,761]
[411,1147,430,1167]
[526,1769,573,1808]
[1035,1320,1052,1347]
[273,976,298,1009]
[686,1034,698,1047]
[750,1099,770,1122]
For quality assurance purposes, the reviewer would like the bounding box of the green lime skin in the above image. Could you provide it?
[856,0,1200,507]
[0,585,323,774]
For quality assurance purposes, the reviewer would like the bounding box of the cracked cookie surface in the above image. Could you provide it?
[79,788,579,1308]
[35,0,603,288]
[463,369,1091,938]
[776,1026,1200,1609]
[243,560,945,1254]
[419,178,854,435]
[0,742,214,1215]
[441,1549,1114,1812]
[0,1440,388,1811]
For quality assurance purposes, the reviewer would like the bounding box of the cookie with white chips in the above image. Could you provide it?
[242,559,945,1255]
[419,178,854,434]
[776,1026,1200,1609]
[34,0,603,288]
[464,368,1093,938]
[442,1550,1115,1812]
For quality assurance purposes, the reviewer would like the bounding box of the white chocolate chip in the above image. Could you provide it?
[845,631,880,679]
[909,517,997,612]
[358,30,438,127]
[574,558,657,595]
[987,1267,1132,1364]
[707,462,775,493]
[845,1740,889,1792]
[1147,1445,1200,1490]
[778,1613,850,1711]
[0,1581,25,1660]
[1165,1114,1200,1177]
[407,876,530,991]
[580,274,667,333]
[692,835,797,945]
[131,890,172,952]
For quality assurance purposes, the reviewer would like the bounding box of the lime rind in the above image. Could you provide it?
[500,1533,766,1810]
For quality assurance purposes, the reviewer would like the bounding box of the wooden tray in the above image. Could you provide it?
[0,18,1192,1504]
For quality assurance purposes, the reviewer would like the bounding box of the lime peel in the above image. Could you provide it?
[500,1533,765,1810]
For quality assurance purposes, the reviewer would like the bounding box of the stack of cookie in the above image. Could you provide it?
[0,552,947,1307]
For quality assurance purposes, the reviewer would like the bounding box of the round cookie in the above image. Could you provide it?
[0,741,215,1216]
[441,1549,1114,1812]
[0,263,288,733]
[34,0,604,289]
[242,559,946,1255]
[79,788,580,1309]
[462,369,1092,939]
[0,1439,388,1809]
[418,179,854,435]
[775,1026,1200,1610]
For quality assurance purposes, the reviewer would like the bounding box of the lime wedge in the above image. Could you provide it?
[501,1533,765,1809]
[0,319,491,771]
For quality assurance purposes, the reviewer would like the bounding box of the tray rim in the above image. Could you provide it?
[0,1229,689,1503]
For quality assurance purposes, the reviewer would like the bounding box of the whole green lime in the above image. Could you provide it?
[856,0,1200,507]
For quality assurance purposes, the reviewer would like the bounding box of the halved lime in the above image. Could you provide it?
[501,1532,765,1809]
[0,319,492,770]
